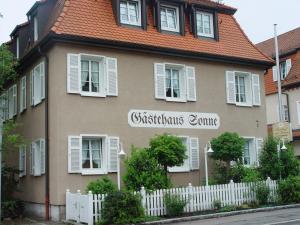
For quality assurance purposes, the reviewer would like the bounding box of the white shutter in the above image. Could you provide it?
[20,76,26,113]
[34,66,41,105]
[252,74,261,106]
[256,138,264,166]
[30,144,34,175]
[106,57,118,96]
[19,145,26,177]
[286,58,292,75]
[30,71,34,106]
[13,85,17,116]
[68,136,81,173]
[108,136,119,172]
[189,137,199,170]
[40,139,45,174]
[272,66,278,81]
[40,62,45,100]
[67,54,80,94]
[34,141,41,176]
[186,66,196,101]
[8,86,14,119]
[226,71,236,104]
[154,63,166,99]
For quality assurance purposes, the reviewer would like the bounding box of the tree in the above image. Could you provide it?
[210,132,245,166]
[123,146,171,191]
[259,136,299,180]
[148,134,187,174]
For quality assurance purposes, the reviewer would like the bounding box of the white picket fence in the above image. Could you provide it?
[66,178,277,225]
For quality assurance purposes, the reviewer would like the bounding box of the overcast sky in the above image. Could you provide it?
[0,0,299,44]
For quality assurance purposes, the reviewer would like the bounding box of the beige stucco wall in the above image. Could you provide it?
[265,93,288,125]
[285,88,300,130]
[42,43,268,205]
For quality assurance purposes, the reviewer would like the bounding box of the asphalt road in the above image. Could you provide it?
[175,208,300,225]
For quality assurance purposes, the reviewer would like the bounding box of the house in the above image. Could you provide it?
[257,27,300,157]
[3,0,273,221]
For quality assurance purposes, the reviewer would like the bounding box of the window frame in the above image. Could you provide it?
[80,134,108,175]
[234,71,252,107]
[196,10,215,38]
[160,4,180,33]
[120,0,142,26]
[280,61,287,80]
[297,101,300,125]
[20,76,26,113]
[168,136,190,173]
[31,61,45,106]
[8,84,17,119]
[242,137,256,167]
[34,16,38,41]
[19,145,26,177]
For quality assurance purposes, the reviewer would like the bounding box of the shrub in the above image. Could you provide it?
[86,177,117,194]
[164,193,187,217]
[242,167,261,183]
[2,200,24,218]
[219,205,237,212]
[213,200,222,210]
[101,191,144,225]
[254,183,270,205]
[278,176,300,204]
[123,146,171,191]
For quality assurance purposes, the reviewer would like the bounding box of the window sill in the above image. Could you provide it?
[80,92,106,98]
[235,103,253,108]
[166,97,187,103]
[81,169,108,175]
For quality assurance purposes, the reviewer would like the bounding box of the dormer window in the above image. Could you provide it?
[196,11,214,38]
[160,5,179,33]
[120,0,141,26]
[34,16,38,41]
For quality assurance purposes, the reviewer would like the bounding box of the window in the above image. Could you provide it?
[20,76,26,113]
[297,101,300,125]
[67,54,118,97]
[242,137,263,167]
[160,5,179,32]
[226,71,261,107]
[272,58,292,81]
[19,145,26,177]
[169,136,200,172]
[8,84,17,119]
[283,105,289,121]
[0,93,8,121]
[196,11,214,38]
[30,139,45,176]
[68,135,120,175]
[154,63,196,102]
[30,62,45,106]
[120,0,141,26]
[243,139,251,165]
[16,37,19,59]
[34,16,38,41]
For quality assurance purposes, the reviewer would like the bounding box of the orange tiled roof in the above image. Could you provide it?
[283,51,300,88]
[48,0,272,64]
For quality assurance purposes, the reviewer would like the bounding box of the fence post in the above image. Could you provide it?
[266,177,271,202]
[188,183,194,212]
[230,180,235,205]
[87,191,94,225]
[76,190,81,223]
[66,189,70,221]
[140,186,146,211]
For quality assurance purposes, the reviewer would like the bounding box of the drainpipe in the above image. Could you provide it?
[38,46,50,220]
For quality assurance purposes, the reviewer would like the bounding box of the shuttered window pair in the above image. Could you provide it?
[19,145,26,177]
[8,84,17,119]
[154,63,196,102]
[30,139,46,176]
[30,62,45,106]
[67,54,118,97]
[272,58,292,81]
[19,76,26,113]
[242,137,263,167]
[68,135,119,175]
[168,136,200,172]
[226,71,261,107]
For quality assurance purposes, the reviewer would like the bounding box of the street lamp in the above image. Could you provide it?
[204,142,214,186]
[277,139,287,180]
[117,142,126,191]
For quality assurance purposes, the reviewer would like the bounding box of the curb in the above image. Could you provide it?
[142,204,300,225]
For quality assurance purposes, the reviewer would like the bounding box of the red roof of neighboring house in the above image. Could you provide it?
[283,51,300,88]
[256,27,300,58]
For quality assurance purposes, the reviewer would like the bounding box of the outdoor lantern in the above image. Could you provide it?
[281,140,287,150]
[118,143,126,159]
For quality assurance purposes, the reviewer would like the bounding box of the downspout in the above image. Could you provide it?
[38,46,50,220]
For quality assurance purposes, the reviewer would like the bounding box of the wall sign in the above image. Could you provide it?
[128,109,220,130]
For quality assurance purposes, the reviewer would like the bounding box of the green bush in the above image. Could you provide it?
[2,200,24,218]
[242,167,261,183]
[254,183,270,205]
[164,193,187,217]
[219,205,237,212]
[101,191,144,225]
[213,200,222,210]
[278,176,300,204]
[123,146,171,191]
[86,177,117,194]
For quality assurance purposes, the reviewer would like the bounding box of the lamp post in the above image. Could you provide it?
[204,142,214,186]
[277,139,287,180]
[117,142,126,191]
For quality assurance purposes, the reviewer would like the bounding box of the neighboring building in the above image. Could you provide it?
[3,0,272,221]
[257,27,300,157]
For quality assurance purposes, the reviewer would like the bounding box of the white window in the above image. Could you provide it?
[34,16,38,41]
[169,136,199,172]
[272,58,292,81]
[283,105,289,121]
[16,37,20,59]
[30,139,45,176]
[19,145,26,177]
[30,62,45,106]
[226,71,261,107]
[0,93,8,121]
[154,63,196,102]
[297,101,300,125]
[120,0,141,26]
[242,137,263,167]
[67,54,118,97]
[160,5,179,32]
[196,11,214,38]
[8,84,17,119]
[68,135,120,175]
[20,76,26,113]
